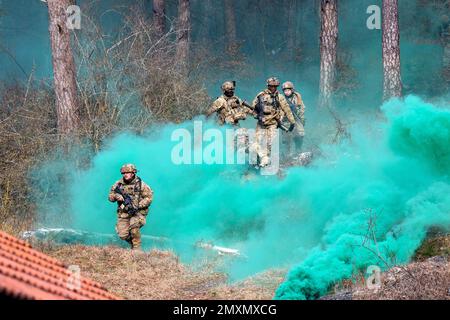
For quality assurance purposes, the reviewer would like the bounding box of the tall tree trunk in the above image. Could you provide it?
[438,15,450,85]
[382,0,402,100]
[442,31,450,85]
[224,0,237,54]
[286,0,297,55]
[47,0,79,136]
[175,0,190,74]
[319,0,338,109]
[198,0,214,42]
[152,0,166,38]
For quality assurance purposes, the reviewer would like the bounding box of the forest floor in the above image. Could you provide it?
[39,235,450,300]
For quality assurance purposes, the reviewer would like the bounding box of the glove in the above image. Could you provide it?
[115,194,124,202]
[289,123,296,132]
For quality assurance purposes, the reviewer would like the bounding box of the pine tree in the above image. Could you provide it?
[47,0,79,135]
[175,0,191,74]
[153,0,166,39]
[382,0,402,100]
[319,0,338,109]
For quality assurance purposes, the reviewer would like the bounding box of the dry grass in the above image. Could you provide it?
[40,244,284,300]
[352,256,450,300]
[323,235,450,300]
[35,238,450,300]
[414,235,450,261]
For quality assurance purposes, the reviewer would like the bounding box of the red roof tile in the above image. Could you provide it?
[0,230,120,300]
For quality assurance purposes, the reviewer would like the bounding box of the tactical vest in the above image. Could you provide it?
[116,178,142,213]
[256,92,282,126]
[217,96,246,125]
[286,93,303,123]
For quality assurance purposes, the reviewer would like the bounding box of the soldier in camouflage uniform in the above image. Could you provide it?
[251,77,296,168]
[207,81,255,153]
[206,81,254,126]
[281,81,306,157]
[108,164,153,251]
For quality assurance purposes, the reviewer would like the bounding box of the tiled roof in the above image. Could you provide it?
[0,230,120,300]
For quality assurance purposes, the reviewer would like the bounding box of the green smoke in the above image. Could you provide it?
[275,96,450,299]
[31,95,450,297]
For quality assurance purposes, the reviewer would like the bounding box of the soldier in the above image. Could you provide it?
[281,81,306,157]
[251,77,296,168]
[108,164,153,251]
[206,81,254,127]
[207,81,254,153]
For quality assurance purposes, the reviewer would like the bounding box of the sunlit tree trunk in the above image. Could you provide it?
[319,0,338,109]
[152,0,166,38]
[224,0,237,54]
[47,0,79,135]
[175,0,190,74]
[382,0,402,100]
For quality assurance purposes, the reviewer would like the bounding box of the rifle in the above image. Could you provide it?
[254,97,290,132]
[278,121,291,132]
[114,185,138,216]
[241,100,253,110]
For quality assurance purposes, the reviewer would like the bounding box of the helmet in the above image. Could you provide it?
[282,81,295,91]
[266,77,280,87]
[221,81,235,92]
[120,164,137,174]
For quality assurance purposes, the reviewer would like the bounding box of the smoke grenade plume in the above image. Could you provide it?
[31,95,450,298]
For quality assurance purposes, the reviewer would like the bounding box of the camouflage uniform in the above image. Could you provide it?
[108,165,153,250]
[251,78,296,167]
[207,82,254,152]
[206,93,254,127]
[282,82,306,157]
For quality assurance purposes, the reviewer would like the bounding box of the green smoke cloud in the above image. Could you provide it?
[31,96,450,298]
[275,96,450,299]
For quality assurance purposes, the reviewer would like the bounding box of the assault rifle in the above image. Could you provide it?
[114,185,138,216]
[278,121,292,132]
[241,100,253,110]
[253,95,293,132]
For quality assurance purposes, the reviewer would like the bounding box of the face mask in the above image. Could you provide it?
[225,91,234,97]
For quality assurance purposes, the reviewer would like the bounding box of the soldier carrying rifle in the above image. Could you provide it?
[108,164,153,251]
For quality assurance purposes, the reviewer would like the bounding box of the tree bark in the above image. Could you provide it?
[382,0,402,100]
[441,25,450,84]
[286,0,297,54]
[175,0,191,74]
[47,0,79,136]
[198,0,214,42]
[224,0,237,54]
[152,0,166,39]
[319,0,338,109]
